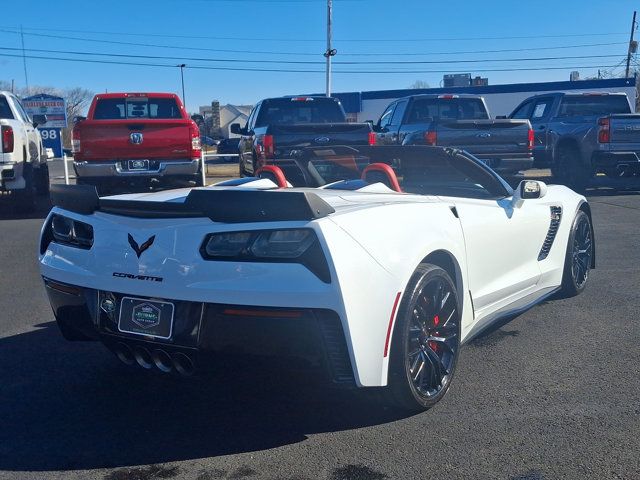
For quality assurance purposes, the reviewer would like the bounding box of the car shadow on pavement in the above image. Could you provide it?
[0,322,407,472]
[0,194,51,220]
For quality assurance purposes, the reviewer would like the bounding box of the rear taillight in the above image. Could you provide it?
[368,131,377,146]
[528,128,535,150]
[263,134,275,158]
[71,128,81,153]
[598,117,610,143]
[189,120,202,159]
[1,126,14,153]
[424,131,437,146]
[256,134,275,163]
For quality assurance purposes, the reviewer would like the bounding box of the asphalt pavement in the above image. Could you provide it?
[0,163,638,479]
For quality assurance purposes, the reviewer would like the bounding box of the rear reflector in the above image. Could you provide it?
[383,292,402,357]
[1,125,14,153]
[597,117,610,143]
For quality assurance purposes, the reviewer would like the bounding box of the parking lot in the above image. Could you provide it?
[0,159,638,480]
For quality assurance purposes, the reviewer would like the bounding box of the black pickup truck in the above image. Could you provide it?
[374,94,534,176]
[509,92,640,191]
[231,96,374,184]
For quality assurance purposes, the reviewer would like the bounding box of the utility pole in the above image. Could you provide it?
[324,0,337,96]
[20,25,29,94]
[625,11,637,78]
[178,64,186,107]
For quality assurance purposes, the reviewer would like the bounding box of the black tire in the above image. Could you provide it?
[552,144,591,193]
[384,264,461,412]
[193,172,205,187]
[559,210,593,298]
[35,164,50,196]
[13,162,36,212]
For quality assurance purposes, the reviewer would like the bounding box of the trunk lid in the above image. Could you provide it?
[267,123,373,153]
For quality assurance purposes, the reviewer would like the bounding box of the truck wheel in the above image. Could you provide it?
[552,145,590,193]
[14,163,36,212]
[35,164,50,196]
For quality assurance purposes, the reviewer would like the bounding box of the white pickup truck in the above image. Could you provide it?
[1,91,49,211]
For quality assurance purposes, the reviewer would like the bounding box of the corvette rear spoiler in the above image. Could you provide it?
[49,184,335,222]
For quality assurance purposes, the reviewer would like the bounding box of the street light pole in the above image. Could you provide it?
[178,64,186,107]
[324,0,336,97]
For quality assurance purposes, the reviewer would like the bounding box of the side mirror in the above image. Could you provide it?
[32,114,47,127]
[513,180,547,207]
[230,123,244,135]
[73,116,86,124]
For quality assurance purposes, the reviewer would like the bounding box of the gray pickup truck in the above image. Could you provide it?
[509,92,640,191]
[374,94,534,176]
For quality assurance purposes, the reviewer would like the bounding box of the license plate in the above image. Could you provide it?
[128,159,149,170]
[118,297,174,339]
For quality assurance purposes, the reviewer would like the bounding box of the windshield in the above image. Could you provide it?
[93,97,182,120]
[296,146,510,199]
[406,98,489,123]
[255,98,346,126]
[558,95,631,117]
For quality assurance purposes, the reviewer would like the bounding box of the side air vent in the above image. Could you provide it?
[538,206,562,261]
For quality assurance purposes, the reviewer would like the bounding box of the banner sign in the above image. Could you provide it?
[22,94,67,128]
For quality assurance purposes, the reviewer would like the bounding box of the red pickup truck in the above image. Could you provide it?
[72,93,202,193]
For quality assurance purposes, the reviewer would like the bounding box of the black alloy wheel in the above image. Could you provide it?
[560,210,593,297]
[386,264,461,411]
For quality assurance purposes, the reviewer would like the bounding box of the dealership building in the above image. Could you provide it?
[327,77,637,122]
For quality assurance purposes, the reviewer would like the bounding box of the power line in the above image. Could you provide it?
[0,46,625,65]
[0,28,627,58]
[0,25,627,42]
[0,52,621,74]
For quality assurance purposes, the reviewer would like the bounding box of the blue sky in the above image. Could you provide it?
[1,0,638,112]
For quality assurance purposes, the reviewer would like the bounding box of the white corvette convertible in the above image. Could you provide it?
[39,146,594,411]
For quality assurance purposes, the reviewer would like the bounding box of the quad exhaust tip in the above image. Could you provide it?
[114,342,135,366]
[172,352,195,376]
[152,349,173,373]
[133,346,154,369]
[112,343,195,376]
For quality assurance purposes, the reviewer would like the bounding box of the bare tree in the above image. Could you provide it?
[1,82,94,147]
[408,80,431,89]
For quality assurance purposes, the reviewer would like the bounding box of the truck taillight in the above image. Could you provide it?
[1,126,14,153]
[263,134,275,158]
[368,131,377,145]
[189,121,202,159]
[597,117,610,143]
[71,128,80,153]
[424,131,437,146]
[528,128,535,150]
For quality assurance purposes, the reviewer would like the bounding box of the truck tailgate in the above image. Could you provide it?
[609,114,640,145]
[268,123,372,151]
[436,119,531,156]
[77,119,192,160]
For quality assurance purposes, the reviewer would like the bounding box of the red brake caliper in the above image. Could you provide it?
[428,315,440,352]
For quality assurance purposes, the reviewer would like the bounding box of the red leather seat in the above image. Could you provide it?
[361,163,402,192]
[255,165,288,188]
